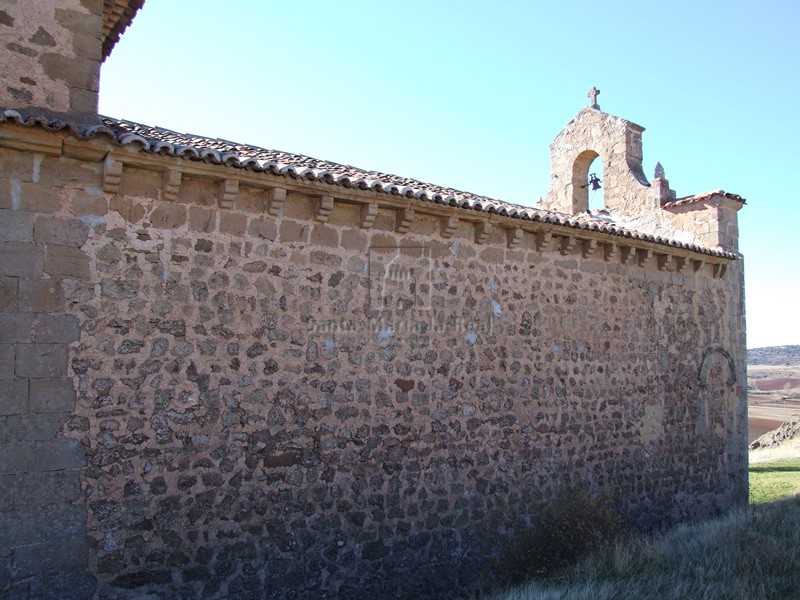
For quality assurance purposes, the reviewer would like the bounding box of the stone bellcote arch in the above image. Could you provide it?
[542,106,669,216]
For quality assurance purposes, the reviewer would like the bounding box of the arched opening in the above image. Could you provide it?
[587,156,604,213]
[570,150,602,213]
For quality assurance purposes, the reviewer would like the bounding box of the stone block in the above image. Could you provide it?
[55,6,103,37]
[34,216,89,246]
[0,277,18,311]
[5,412,69,441]
[0,151,33,182]
[119,167,160,199]
[179,177,218,207]
[279,220,308,243]
[18,279,65,312]
[16,343,67,378]
[11,470,81,509]
[149,204,186,229]
[0,345,13,379]
[0,242,44,277]
[109,196,146,223]
[69,190,107,216]
[219,212,247,236]
[188,206,216,233]
[0,510,45,547]
[248,216,277,240]
[19,182,62,214]
[310,223,339,248]
[0,503,86,550]
[39,52,99,95]
[0,179,9,211]
[0,210,34,242]
[0,475,12,512]
[36,570,97,600]
[0,439,86,474]
[0,313,33,342]
[11,540,87,579]
[30,379,76,413]
[44,245,90,279]
[0,380,28,416]
[32,314,80,343]
[341,228,367,252]
[36,155,101,189]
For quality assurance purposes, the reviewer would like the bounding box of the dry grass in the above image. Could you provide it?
[749,436,800,464]
[483,450,800,600]
[483,497,800,600]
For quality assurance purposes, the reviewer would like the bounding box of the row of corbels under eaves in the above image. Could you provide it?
[99,151,730,279]
[0,126,733,279]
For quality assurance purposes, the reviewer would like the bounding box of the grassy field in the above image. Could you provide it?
[484,457,800,600]
[750,457,800,503]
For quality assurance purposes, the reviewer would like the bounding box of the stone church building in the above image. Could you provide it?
[0,1,746,598]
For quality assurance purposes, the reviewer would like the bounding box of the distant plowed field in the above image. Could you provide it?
[752,378,800,391]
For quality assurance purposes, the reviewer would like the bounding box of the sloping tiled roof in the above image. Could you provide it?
[102,0,145,60]
[663,191,746,210]
[0,109,738,259]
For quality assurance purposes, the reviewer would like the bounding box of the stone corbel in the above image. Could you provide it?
[441,216,459,239]
[103,156,123,195]
[162,169,181,202]
[267,187,286,216]
[582,239,597,258]
[361,203,378,229]
[558,236,576,256]
[674,256,688,273]
[603,243,617,262]
[713,263,728,279]
[656,254,671,271]
[693,259,706,274]
[619,246,635,265]
[315,195,334,222]
[535,232,554,252]
[396,208,415,234]
[637,249,652,267]
[475,221,492,244]
[219,179,238,209]
[507,228,523,249]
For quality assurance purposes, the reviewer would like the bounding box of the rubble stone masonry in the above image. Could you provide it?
[0,124,747,598]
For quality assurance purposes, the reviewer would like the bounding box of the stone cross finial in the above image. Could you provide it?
[587,86,601,109]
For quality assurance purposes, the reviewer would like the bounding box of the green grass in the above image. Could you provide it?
[484,458,800,600]
[749,457,800,503]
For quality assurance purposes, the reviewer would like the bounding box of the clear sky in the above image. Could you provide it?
[99,0,800,349]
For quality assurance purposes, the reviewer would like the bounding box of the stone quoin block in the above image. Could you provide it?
[15,343,68,379]
[0,242,44,277]
[32,314,80,344]
[44,245,90,279]
[0,210,34,242]
[0,380,28,416]
[18,278,65,312]
[0,277,18,311]
[29,378,76,413]
[0,313,33,342]
[0,439,86,475]
[0,345,13,379]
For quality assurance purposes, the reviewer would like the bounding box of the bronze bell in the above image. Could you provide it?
[588,173,602,190]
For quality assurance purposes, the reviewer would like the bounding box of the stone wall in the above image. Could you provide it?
[1,134,97,597]
[0,0,103,115]
[0,125,747,599]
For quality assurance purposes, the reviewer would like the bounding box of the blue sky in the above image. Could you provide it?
[99,0,800,349]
